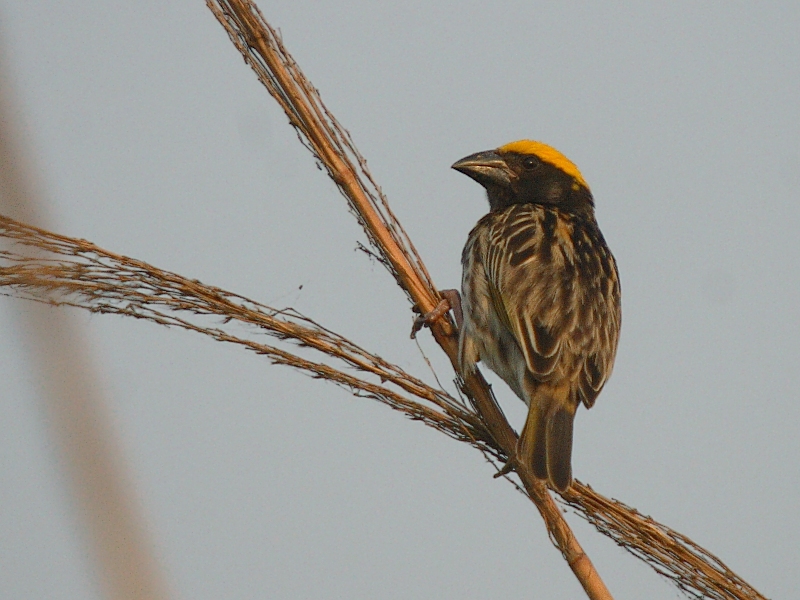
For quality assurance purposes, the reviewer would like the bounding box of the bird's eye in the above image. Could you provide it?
[522,156,540,170]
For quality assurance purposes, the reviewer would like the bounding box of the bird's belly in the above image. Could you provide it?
[473,320,530,405]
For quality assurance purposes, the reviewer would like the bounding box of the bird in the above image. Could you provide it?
[449,140,621,492]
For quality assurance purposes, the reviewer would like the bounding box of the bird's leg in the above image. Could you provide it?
[410,289,463,339]
[441,289,464,329]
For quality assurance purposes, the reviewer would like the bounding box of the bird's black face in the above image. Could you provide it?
[452,147,594,214]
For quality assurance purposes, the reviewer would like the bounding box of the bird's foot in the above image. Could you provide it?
[410,289,463,339]
[493,456,518,478]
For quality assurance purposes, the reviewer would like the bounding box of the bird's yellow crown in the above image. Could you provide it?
[498,140,588,189]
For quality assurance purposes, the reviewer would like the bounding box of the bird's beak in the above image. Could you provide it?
[451,150,513,187]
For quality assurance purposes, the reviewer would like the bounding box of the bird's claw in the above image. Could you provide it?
[410,289,464,339]
[493,457,517,478]
[410,297,452,339]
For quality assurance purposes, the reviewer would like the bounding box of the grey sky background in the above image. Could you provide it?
[1,2,798,599]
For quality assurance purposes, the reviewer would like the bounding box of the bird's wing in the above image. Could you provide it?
[576,353,607,408]
[483,205,620,404]
[494,276,564,379]
[484,212,567,380]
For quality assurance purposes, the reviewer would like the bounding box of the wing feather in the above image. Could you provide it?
[484,208,565,380]
[477,204,620,401]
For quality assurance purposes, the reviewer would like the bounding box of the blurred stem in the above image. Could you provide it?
[0,38,170,600]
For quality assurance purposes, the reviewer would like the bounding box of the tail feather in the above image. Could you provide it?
[518,402,548,481]
[547,406,575,492]
[517,385,577,492]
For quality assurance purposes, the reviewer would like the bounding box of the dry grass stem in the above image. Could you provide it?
[563,482,763,600]
[206,1,610,597]
[0,2,768,598]
[0,216,500,461]
[202,2,767,599]
[208,0,434,309]
[0,212,765,599]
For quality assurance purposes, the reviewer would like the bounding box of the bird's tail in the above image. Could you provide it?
[547,406,575,492]
[518,402,549,481]
[518,390,576,492]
